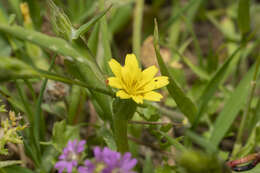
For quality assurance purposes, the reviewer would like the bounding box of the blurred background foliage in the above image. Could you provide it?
[0,0,259,172]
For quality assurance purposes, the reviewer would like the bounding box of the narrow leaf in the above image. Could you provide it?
[192,46,242,128]
[238,0,250,36]
[159,131,186,152]
[210,64,259,148]
[0,161,21,168]
[154,19,197,123]
[72,5,112,39]
[185,131,217,154]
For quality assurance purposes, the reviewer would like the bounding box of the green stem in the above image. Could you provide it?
[34,55,57,143]
[113,99,137,153]
[113,115,129,153]
[133,0,144,60]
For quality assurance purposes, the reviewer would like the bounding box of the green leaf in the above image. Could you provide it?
[165,0,200,28]
[87,23,100,57]
[133,0,144,60]
[238,0,250,36]
[235,124,260,158]
[210,64,258,148]
[0,161,21,168]
[154,19,197,123]
[159,131,186,152]
[155,165,174,173]
[0,24,105,82]
[192,46,242,128]
[1,165,35,173]
[172,48,210,80]
[97,0,112,74]
[0,23,114,122]
[185,131,217,154]
[98,127,117,151]
[72,5,112,39]
[0,56,39,81]
[143,154,154,173]
[68,85,84,124]
[40,146,59,173]
[33,56,56,153]
[109,4,132,34]
[0,35,11,56]
[52,120,80,150]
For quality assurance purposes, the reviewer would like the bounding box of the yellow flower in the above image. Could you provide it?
[108,54,169,104]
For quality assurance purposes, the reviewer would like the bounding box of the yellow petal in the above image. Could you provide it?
[138,65,158,88]
[131,95,144,104]
[142,65,158,80]
[124,54,139,69]
[143,91,163,101]
[138,76,169,93]
[116,90,131,99]
[108,59,122,77]
[121,54,142,87]
[152,76,169,89]
[108,77,122,89]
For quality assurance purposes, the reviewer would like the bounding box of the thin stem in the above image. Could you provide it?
[36,70,115,97]
[34,55,57,144]
[129,120,183,127]
[133,0,144,60]
[233,55,260,157]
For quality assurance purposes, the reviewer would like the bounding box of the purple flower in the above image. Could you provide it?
[55,140,86,173]
[78,147,137,173]
[78,160,95,173]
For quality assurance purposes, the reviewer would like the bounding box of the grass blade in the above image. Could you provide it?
[210,64,259,148]
[185,131,217,154]
[238,0,250,37]
[154,19,197,123]
[34,55,56,146]
[72,5,112,39]
[133,0,144,60]
[192,46,242,128]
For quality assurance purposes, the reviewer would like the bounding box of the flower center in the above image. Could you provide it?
[67,151,78,161]
[94,163,105,173]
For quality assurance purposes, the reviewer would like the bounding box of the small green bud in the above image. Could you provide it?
[47,0,75,41]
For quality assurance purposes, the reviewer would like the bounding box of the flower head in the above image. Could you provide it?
[78,147,137,173]
[108,54,169,104]
[55,140,86,173]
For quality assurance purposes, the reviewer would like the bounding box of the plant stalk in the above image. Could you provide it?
[113,99,136,153]
[133,0,144,60]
